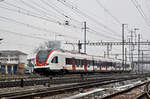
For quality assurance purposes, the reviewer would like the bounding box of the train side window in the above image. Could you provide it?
[102,62,105,67]
[99,61,102,66]
[94,61,96,66]
[106,62,108,67]
[108,62,112,67]
[92,60,94,66]
[80,60,83,67]
[104,62,107,67]
[89,60,92,66]
[113,62,116,67]
[95,61,97,66]
[66,58,72,65]
[82,60,84,65]
[76,59,80,67]
[87,60,90,67]
[97,61,99,66]
[51,56,58,63]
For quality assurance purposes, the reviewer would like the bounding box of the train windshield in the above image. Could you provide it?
[36,50,51,62]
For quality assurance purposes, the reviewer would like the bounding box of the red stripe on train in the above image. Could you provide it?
[84,59,87,71]
[72,58,76,70]
[100,66,102,71]
[99,61,102,71]
[36,50,54,66]
[106,66,108,71]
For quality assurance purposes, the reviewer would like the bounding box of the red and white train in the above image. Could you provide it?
[34,49,131,75]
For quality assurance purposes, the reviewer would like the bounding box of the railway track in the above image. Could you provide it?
[0,74,42,81]
[0,73,145,88]
[135,81,150,99]
[0,74,149,99]
[102,80,148,99]
[136,93,148,99]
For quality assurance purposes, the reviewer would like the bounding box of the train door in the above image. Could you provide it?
[105,61,108,71]
[51,56,60,70]
[92,60,95,72]
[72,58,76,71]
[99,61,102,71]
[84,59,87,71]
[92,57,96,72]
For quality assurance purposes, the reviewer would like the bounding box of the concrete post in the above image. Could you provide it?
[11,65,13,75]
[5,65,8,75]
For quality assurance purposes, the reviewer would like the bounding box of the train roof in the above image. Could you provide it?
[40,49,122,62]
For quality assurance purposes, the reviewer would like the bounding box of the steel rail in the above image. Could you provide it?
[102,81,149,99]
[0,73,140,88]
[0,75,147,99]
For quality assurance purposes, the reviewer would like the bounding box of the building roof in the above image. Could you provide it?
[0,50,27,57]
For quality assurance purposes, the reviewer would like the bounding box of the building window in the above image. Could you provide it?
[51,56,58,63]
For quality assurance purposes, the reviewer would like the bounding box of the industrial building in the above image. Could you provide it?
[0,50,28,75]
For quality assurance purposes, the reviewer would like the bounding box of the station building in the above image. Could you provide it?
[0,50,28,75]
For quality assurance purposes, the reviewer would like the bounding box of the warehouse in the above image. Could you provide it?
[0,50,27,75]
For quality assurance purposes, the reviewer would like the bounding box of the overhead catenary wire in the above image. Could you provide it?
[40,0,83,26]
[145,0,150,17]
[41,0,122,39]
[88,28,121,41]
[0,29,49,40]
[0,16,116,39]
[0,16,79,40]
[0,4,61,24]
[39,0,83,29]
[2,1,81,30]
[21,0,67,23]
[26,0,83,29]
[0,15,54,34]
[131,0,150,27]
[1,0,121,41]
[95,0,121,25]
[57,0,121,37]
[20,0,82,29]
[1,0,123,42]
[2,1,61,24]
[20,0,62,23]
[29,0,66,21]
[0,4,82,33]
[10,0,114,40]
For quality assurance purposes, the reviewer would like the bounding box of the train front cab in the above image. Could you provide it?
[34,49,62,75]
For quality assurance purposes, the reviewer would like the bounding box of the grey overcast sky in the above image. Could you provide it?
[0,0,150,58]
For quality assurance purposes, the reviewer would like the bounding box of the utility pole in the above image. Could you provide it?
[142,51,144,74]
[131,30,134,72]
[138,34,140,73]
[125,48,127,71]
[128,38,131,62]
[134,28,139,44]
[133,28,138,72]
[122,24,126,71]
[104,51,106,58]
[78,40,82,53]
[107,44,109,58]
[84,21,87,53]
